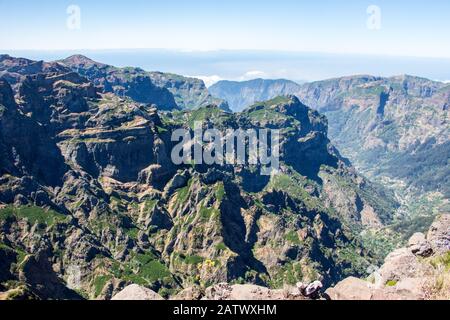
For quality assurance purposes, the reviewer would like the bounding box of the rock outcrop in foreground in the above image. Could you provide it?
[111,284,164,300]
[112,283,307,301]
[326,214,450,300]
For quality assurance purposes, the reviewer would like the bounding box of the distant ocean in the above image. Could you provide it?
[4,49,450,86]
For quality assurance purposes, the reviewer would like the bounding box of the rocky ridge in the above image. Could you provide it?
[58,55,230,111]
[209,75,450,220]
[0,57,399,300]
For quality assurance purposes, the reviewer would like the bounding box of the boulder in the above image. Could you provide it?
[427,214,450,254]
[325,277,374,300]
[203,283,292,300]
[171,286,204,300]
[111,284,164,300]
[378,248,433,284]
[408,232,433,257]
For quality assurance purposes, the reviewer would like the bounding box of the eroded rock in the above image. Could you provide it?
[111,284,164,300]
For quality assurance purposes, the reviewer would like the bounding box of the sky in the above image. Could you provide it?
[1,0,450,83]
[2,0,450,57]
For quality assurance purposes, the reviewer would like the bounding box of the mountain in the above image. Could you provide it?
[58,55,230,111]
[0,54,229,112]
[296,75,450,217]
[0,58,399,300]
[210,75,450,218]
[209,78,302,112]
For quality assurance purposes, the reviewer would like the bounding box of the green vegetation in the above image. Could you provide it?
[430,252,450,271]
[187,106,227,128]
[384,141,450,198]
[124,227,139,239]
[198,206,219,221]
[109,252,172,286]
[156,126,168,134]
[246,108,283,122]
[215,242,227,251]
[0,242,28,265]
[267,172,323,211]
[175,179,193,206]
[184,255,204,265]
[285,231,301,245]
[93,275,113,297]
[359,230,402,263]
[143,199,158,212]
[250,96,292,108]
[335,245,371,276]
[390,214,437,241]
[215,182,225,202]
[0,206,67,226]
[68,137,116,144]
[386,280,398,287]
[269,262,304,288]
[351,85,387,97]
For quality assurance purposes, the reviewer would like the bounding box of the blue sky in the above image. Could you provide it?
[1,0,450,58]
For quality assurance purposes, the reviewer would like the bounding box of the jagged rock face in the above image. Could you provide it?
[0,57,399,300]
[0,79,68,188]
[17,72,99,131]
[0,54,70,90]
[149,96,397,291]
[58,55,230,112]
[427,214,450,254]
[149,71,231,111]
[210,75,450,209]
[296,76,450,211]
[57,55,178,111]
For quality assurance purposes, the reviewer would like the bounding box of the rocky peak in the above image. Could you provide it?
[0,56,401,301]
[59,55,106,69]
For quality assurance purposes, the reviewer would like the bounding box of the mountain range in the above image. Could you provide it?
[209,79,301,112]
[210,76,450,222]
[0,54,448,300]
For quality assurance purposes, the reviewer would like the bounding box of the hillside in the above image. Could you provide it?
[58,55,230,111]
[0,59,399,299]
[210,75,450,218]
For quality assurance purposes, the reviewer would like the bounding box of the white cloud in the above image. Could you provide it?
[238,70,268,81]
[191,70,272,87]
[191,75,223,87]
[434,79,450,84]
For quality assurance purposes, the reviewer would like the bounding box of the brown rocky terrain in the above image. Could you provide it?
[110,214,449,300]
[210,76,450,220]
[326,214,450,300]
[0,55,401,300]
[3,54,448,301]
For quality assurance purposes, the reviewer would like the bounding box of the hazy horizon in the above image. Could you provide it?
[3,49,450,86]
[3,1,450,85]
